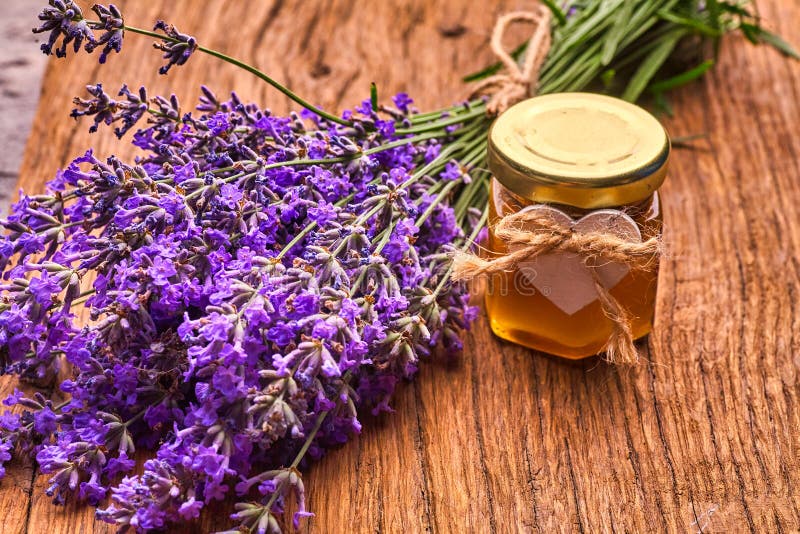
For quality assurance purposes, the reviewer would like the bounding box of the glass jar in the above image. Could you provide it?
[484,93,669,359]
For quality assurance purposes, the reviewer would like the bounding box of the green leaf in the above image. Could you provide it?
[653,92,674,117]
[706,0,722,31]
[613,0,682,52]
[601,0,636,66]
[621,28,687,102]
[648,59,715,93]
[555,0,626,55]
[540,0,568,26]
[671,133,708,148]
[657,9,722,37]
[759,28,800,59]
[740,23,800,60]
[717,1,753,18]
[705,0,723,57]
[370,82,378,112]
[739,22,760,44]
[601,68,616,88]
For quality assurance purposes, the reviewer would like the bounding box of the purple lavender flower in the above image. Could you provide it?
[96,459,184,529]
[85,4,124,63]
[392,92,414,113]
[71,84,148,137]
[33,0,94,58]
[1,83,481,532]
[0,437,14,479]
[148,256,177,286]
[153,21,198,75]
[441,160,466,181]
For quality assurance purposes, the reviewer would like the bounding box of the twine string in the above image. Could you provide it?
[466,9,661,363]
[452,209,662,365]
[470,7,553,115]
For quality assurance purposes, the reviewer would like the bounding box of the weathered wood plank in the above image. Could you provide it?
[1,0,799,532]
[0,0,48,214]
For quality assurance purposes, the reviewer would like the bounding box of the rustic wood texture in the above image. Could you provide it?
[1,0,799,532]
[0,0,48,214]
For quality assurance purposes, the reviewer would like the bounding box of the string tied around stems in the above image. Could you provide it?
[451,209,663,365]
[469,6,553,115]
[465,7,661,364]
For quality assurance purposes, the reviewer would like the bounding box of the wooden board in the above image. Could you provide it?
[2,0,800,532]
[0,0,48,214]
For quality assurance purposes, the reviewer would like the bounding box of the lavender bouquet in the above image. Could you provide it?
[0,1,792,532]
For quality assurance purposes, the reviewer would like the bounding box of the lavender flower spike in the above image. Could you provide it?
[33,0,94,58]
[71,84,148,137]
[1,82,481,532]
[153,21,198,75]
[85,4,125,63]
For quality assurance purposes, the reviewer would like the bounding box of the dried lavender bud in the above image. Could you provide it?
[71,84,148,137]
[33,0,93,58]
[85,4,124,63]
[153,21,198,75]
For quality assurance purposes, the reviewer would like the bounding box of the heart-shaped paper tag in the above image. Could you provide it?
[511,205,642,315]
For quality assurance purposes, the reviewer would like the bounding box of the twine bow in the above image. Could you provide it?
[452,209,662,365]
[470,7,553,115]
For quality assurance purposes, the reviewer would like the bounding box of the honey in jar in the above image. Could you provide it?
[484,93,668,359]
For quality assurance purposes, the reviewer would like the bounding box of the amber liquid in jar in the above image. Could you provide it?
[485,178,662,359]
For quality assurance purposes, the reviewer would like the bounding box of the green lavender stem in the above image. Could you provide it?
[431,207,489,299]
[94,24,352,126]
[256,373,353,522]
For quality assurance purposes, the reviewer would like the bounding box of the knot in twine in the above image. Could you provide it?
[470,7,553,115]
[452,209,663,365]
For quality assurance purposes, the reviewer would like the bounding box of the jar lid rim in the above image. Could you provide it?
[488,93,669,208]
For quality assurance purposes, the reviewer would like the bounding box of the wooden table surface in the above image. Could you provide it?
[2,1,800,532]
[0,0,47,215]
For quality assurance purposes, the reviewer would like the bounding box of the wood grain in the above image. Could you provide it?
[2,0,800,532]
[0,0,48,214]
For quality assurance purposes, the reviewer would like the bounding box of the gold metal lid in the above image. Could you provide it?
[488,93,670,209]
